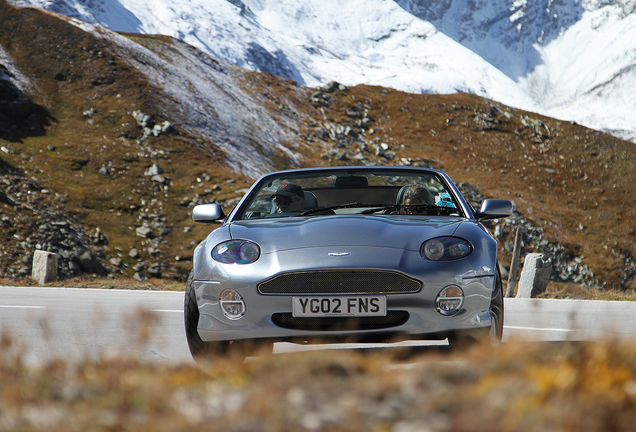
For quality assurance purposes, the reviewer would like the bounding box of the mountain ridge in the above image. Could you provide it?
[9,0,636,141]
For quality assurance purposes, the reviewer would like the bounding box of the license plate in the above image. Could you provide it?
[292,296,387,317]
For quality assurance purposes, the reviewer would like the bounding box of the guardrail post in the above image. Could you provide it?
[505,227,522,297]
[32,250,58,285]
[516,253,552,298]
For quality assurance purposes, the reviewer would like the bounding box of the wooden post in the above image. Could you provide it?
[506,227,522,297]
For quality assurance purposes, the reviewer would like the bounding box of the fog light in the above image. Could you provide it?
[435,285,464,316]
[219,289,245,320]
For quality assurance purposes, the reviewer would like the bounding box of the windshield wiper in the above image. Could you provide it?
[300,202,371,216]
[358,204,399,214]
[302,202,459,216]
[359,203,458,215]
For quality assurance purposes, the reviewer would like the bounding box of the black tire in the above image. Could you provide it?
[184,270,207,357]
[489,266,504,343]
[448,266,504,350]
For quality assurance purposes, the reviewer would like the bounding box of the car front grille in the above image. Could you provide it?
[271,311,409,331]
[257,270,422,295]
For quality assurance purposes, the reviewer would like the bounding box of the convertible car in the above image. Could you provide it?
[185,166,512,359]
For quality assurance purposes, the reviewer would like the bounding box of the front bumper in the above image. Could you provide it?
[193,246,496,343]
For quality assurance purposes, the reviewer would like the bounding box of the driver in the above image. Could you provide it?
[271,183,305,213]
[401,184,434,214]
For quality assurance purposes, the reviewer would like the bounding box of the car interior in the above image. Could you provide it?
[240,173,462,219]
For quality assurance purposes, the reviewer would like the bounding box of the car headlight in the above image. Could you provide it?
[421,237,472,261]
[212,240,260,264]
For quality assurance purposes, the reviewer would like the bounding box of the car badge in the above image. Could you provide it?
[328,252,350,257]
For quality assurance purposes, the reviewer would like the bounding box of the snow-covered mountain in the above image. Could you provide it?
[9,0,636,142]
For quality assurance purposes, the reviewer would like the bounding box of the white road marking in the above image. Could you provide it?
[0,305,46,309]
[152,309,183,313]
[504,325,577,332]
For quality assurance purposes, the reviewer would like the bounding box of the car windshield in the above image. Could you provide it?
[234,169,465,220]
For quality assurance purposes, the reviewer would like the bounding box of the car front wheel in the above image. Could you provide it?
[184,270,208,357]
[448,266,504,350]
[184,271,271,361]
[488,266,504,343]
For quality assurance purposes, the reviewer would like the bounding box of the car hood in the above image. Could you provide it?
[228,215,465,253]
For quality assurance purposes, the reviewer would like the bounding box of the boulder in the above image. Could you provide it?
[78,250,107,275]
[144,163,163,176]
[135,226,154,239]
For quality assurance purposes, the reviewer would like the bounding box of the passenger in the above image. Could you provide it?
[271,183,305,213]
[401,185,434,214]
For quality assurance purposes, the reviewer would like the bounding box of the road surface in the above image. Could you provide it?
[1,286,635,365]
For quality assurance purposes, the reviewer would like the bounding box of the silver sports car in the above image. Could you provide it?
[185,166,512,358]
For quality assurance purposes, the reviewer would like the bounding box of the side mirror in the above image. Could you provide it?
[192,204,225,223]
[475,199,512,220]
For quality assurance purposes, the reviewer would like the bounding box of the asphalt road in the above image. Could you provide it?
[2,286,636,365]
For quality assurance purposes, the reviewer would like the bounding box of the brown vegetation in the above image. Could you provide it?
[1,333,636,431]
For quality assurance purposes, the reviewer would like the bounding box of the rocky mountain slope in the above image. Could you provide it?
[1,0,635,290]
[398,0,636,142]
[10,0,636,142]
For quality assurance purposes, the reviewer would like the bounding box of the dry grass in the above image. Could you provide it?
[1,332,636,431]
[537,282,636,301]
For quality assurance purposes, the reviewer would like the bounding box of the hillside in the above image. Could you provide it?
[1,1,635,290]
[10,0,636,143]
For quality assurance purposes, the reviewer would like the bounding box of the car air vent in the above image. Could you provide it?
[258,270,422,295]
[271,311,409,331]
